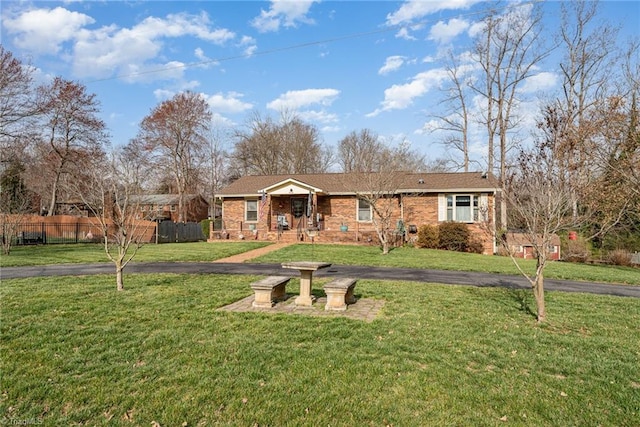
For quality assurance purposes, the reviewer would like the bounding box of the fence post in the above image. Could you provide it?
[42,222,46,244]
[75,221,80,243]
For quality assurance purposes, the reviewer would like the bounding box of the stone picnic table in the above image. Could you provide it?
[281,261,332,307]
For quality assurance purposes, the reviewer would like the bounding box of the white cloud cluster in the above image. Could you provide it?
[251,0,319,33]
[386,0,481,26]
[2,7,237,81]
[2,6,94,54]
[267,88,340,125]
[267,88,340,111]
[428,18,470,45]
[368,68,449,117]
[379,56,407,75]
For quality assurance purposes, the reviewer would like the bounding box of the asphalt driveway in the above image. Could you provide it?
[2,262,639,298]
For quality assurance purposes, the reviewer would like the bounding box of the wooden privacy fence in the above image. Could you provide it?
[2,215,205,245]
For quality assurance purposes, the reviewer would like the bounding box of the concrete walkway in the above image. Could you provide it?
[213,242,294,263]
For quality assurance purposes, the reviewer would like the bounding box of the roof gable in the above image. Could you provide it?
[262,178,323,195]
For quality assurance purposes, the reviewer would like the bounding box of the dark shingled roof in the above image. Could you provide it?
[217,172,499,196]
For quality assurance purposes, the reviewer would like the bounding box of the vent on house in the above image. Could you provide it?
[418,178,425,184]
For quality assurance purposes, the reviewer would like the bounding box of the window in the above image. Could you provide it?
[358,199,372,221]
[246,200,258,221]
[446,194,479,222]
[170,205,177,212]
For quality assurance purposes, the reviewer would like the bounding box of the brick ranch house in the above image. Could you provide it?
[213,172,500,254]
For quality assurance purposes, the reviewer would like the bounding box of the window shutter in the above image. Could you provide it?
[480,193,489,221]
[438,194,446,222]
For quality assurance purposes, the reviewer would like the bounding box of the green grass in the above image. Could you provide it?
[2,241,639,285]
[0,241,271,267]
[2,274,639,426]
[252,244,640,285]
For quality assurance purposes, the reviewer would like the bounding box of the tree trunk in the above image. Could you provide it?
[533,270,545,323]
[48,171,61,216]
[116,263,125,291]
[382,239,390,255]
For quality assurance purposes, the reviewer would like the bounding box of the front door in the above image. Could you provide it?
[291,198,307,219]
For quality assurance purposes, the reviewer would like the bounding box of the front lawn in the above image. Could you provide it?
[1,273,639,426]
[252,244,640,285]
[0,241,270,267]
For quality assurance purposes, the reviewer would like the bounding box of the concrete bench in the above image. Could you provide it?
[250,276,291,308]
[323,278,357,311]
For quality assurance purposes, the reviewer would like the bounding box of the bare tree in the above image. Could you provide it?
[231,110,332,175]
[135,91,211,222]
[0,46,38,253]
[555,0,622,221]
[337,129,427,173]
[35,77,108,216]
[0,46,37,147]
[338,129,386,172]
[342,137,425,254]
[429,51,474,172]
[470,3,549,227]
[501,105,590,323]
[76,147,154,291]
[0,157,35,255]
[202,127,230,220]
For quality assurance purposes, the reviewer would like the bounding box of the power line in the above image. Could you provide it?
[85,3,519,84]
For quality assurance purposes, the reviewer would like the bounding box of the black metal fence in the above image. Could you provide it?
[9,222,104,245]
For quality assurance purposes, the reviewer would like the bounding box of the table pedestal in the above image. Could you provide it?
[281,261,331,308]
[294,270,314,306]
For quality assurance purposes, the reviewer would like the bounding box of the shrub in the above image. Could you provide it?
[608,249,632,267]
[438,222,470,252]
[200,219,212,239]
[563,236,590,263]
[467,235,485,254]
[416,224,439,249]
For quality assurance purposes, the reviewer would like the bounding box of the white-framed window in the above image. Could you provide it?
[357,198,372,221]
[548,245,558,253]
[439,194,487,223]
[246,200,258,222]
[170,204,177,212]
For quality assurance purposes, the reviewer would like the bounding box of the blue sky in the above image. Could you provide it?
[1,1,638,169]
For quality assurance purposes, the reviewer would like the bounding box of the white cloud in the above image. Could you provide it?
[251,0,319,33]
[386,0,481,26]
[2,7,94,54]
[153,88,175,100]
[239,35,258,57]
[3,7,236,82]
[379,56,406,75]
[428,18,470,44]
[298,110,339,124]
[204,92,253,114]
[267,88,340,111]
[519,72,558,93]
[73,12,234,80]
[130,12,234,43]
[367,68,449,117]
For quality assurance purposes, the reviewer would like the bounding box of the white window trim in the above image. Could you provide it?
[357,198,372,222]
[245,199,258,222]
[438,193,488,223]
